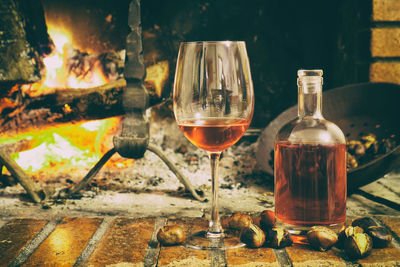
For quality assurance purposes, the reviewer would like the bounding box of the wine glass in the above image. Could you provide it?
[173,41,254,250]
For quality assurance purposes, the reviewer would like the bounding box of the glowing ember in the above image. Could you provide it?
[21,27,109,97]
[46,27,107,88]
[0,117,129,175]
[15,133,98,172]
[0,25,137,176]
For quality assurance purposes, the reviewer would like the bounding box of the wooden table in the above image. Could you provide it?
[0,214,399,266]
[0,169,399,266]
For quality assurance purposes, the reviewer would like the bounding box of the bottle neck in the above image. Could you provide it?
[298,79,323,118]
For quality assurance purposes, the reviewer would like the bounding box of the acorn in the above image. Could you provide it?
[260,210,275,230]
[344,233,373,259]
[265,227,293,248]
[157,225,186,246]
[337,226,364,249]
[307,226,338,251]
[240,224,265,248]
[228,213,253,231]
[366,226,392,248]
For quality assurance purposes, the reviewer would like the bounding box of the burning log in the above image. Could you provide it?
[0,60,169,134]
[0,0,171,135]
[0,79,125,134]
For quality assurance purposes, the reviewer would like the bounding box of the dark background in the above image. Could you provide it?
[141,0,371,128]
[40,0,372,128]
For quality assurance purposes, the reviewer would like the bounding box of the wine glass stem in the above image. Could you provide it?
[207,151,223,237]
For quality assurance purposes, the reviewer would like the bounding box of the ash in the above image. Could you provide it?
[1,110,400,219]
[0,110,274,218]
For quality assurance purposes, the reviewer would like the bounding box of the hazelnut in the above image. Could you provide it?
[260,210,275,230]
[228,213,253,231]
[240,224,265,248]
[307,226,338,251]
[344,233,372,259]
[337,226,364,248]
[265,227,293,248]
[157,225,186,246]
[366,226,392,248]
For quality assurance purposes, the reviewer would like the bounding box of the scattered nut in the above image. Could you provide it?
[351,217,392,248]
[307,226,338,251]
[344,233,373,259]
[346,152,358,169]
[265,227,292,248]
[260,210,275,230]
[157,225,186,246]
[366,226,392,248]
[229,213,253,231]
[352,217,378,231]
[337,226,364,248]
[240,224,265,248]
[252,214,261,227]
[347,140,366,156]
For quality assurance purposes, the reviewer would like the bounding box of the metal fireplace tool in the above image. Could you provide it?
[0,0,205,203]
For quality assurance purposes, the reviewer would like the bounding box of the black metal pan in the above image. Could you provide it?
[256,82,400,193]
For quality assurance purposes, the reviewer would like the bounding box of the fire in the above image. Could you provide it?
[22,27,108,97]
[1,117,127,175]
[0,27,132,176]
[2,22,171,177]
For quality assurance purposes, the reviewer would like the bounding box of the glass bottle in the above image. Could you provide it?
[274,70,346,234]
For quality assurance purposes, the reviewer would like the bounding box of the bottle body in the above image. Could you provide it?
[274,70,346,233]
[274,138,347,231]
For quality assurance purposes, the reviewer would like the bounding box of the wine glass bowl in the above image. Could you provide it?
[173,41,254,250]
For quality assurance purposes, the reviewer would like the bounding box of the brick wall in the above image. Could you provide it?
[370,0,400,83]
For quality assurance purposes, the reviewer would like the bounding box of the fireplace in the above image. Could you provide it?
[0,0,172,186]
[1,4,400,267]
[0,0,376,204]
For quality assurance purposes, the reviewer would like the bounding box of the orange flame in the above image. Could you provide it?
[22,27,108,97]
[0,27,131,176]
[8,117,122,173]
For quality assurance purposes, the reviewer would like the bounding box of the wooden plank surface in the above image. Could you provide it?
[0,218,47,267]
[0,216,399,266]
[380,215,400,241]
[286,243,346,267]
[157,217,210,267]
[88,217,155,266]
[226,245,278,266]
[23,217,102,267]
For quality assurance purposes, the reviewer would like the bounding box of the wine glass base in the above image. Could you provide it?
[185,230,246,250]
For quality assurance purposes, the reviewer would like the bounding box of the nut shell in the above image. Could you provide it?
[352,217,392,248]
[229,213,253,231]
[366,226,392,248]
[337,226,364,249]
[240,224,265,248]
[260,210,275,230]
[265,227,292,248]
[307,226,338,251]
[344,233,372,259]
[352,217,378,231]
[157,225,186,245]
